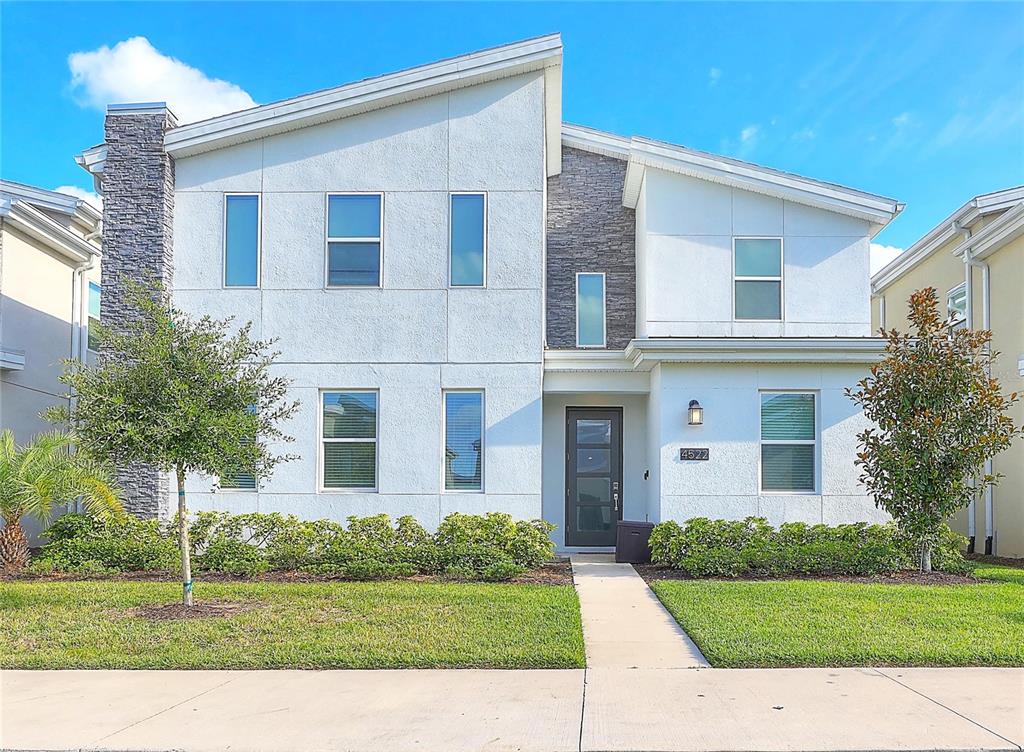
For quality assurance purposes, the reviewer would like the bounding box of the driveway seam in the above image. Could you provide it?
[876,668,1023,751]
[93,675,238,745]
[578,666,587,752]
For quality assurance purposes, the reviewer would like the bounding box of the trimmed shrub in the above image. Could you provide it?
[37,513,178,573]
[434,513,554,578]
[650,516,967,578]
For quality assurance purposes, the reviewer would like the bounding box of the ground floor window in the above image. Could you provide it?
[760,391,816,492]
[444,390,483,491]
[321,390,378,490]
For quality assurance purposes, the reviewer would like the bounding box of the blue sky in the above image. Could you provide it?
[2,2,1022,264]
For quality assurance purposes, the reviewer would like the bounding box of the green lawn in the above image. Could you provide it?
[0,580,585,669]
[650,564,1024,668]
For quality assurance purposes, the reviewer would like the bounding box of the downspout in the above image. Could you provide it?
[957,220,977,553]
[969,251,995,554]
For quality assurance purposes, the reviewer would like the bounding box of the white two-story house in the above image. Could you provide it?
[77,35,903,551]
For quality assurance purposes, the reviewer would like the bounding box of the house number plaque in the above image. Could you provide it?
[679,448,710,461]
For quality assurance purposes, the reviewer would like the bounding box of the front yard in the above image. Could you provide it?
[649,564,1024,668]
[0,580,585,669]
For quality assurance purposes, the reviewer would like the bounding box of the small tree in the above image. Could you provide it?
[0,430,122,570]
[56,285,298,604]
[847,288,1021,571]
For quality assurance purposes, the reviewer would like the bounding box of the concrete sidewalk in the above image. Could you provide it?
[2,667,1022,751]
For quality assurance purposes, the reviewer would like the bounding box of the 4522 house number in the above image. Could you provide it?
[679,447,710,461]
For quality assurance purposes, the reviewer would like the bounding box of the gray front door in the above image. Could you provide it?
[565,407,623,547]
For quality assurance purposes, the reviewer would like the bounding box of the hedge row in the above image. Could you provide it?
[649,517,971,577]
[32,512,555,582]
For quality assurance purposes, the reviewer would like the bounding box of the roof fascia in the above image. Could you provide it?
[0,180,99,224]
[561,124,630,160]
[0,199,100,262]
[953,202,1024,262]
[623,337,887,368]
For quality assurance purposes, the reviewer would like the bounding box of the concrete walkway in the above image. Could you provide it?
[570,554,708,668]
[2,667,1022,751]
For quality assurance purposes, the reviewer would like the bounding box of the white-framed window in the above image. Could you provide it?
[576,272,606,348]
[224,193,260,288]
[734,237,783,320]
[443,390,484,492]
[449,192,486,287]
[320,390,378,491]
[87,281,101,352]
[947,283,967,330]
[220,406,257,491]
[759,391,816,493]
[326,193,383,287]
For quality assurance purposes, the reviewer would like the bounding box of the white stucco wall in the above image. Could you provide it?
[648,362,886,526]
[636,169,873,338]
[541,393,649,550]
[171,73,547,528]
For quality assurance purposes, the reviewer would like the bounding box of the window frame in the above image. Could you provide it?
[575,272,607,349]
[947,282,967,330]
[448,192,488,288]
[219,405,258,492]
[86,280,101,353]
[324,192,385,289]
[758,390,818,495]
[441,389,485,494]
[318,388,380,493]
[222,192,262,289]
[732,236,784,322]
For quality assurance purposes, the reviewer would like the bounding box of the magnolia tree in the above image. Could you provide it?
[56,285,298,605]
[847,287,1021,571]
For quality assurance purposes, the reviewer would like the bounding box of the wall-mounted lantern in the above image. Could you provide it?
[688,399,703,426]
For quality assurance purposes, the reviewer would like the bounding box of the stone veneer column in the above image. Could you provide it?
[100,103,178,518]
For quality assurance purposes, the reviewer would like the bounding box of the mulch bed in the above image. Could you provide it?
[634,563,982,586]
[127,599,260,621]
[1,560,575,586]
[967,553,1024,570]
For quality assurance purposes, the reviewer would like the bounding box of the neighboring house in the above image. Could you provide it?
[0,181,102,539]
[872,187,1024,557]
[76,35,903,551]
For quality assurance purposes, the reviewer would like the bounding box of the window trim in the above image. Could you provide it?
[758,390,818,495]
[324,192,385,289]
[223,192,262,289]
[947,282,967,330]
[448,192,488,288]
[575,272,607,349]
[86,280,101,353]
[441,389,485,494]
[318,388,380,493]
[733,237,784,322]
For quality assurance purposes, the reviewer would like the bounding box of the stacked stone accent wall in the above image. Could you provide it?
[546,147,636,349]
[100,106,177,518]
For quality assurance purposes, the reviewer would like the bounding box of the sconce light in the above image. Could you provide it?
[688,399,703,426]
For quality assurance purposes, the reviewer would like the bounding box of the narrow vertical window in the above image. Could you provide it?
[450,193,486,286]
[322,391,378,490]
[444,391,483,491]
[327,194,382,287]
[221,406,257,490]
[224,194,260,287]
[734,238,782,320]
[947,284,967,330]
[576,273,606,348]
[87,281,101,351]
[760,392,816,492]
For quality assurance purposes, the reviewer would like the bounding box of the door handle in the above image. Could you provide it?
[613,492,619,511]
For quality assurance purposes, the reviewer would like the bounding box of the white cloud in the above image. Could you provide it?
[892,112,911,128]
[740,124,760,143]
[870,243,903,275]
[708,67,722,86]
[792,127,816,142]
[68,37,256,124]
[53,185,102,211]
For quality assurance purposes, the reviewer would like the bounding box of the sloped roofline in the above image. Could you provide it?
[561,124,902,231]
[871,185,1024,293]
[0,179,101,226]
[163,34,564,175]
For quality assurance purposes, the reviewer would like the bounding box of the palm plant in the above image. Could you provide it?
[0,430,122,570]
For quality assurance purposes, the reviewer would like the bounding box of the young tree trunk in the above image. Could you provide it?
[176,464,193,607]
[920,541,933,573]
[0,517,30,571]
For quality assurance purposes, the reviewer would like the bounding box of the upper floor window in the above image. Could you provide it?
[947,284,967,330]
[450,193,486,287]
[327,194,382,287]
[87,281,101,352]
[734,238,782,320]
[224,194,260,287]
[576,273,606,348]
[321,390,378,491]
[760,392,816,493]
[444,390,483,491]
